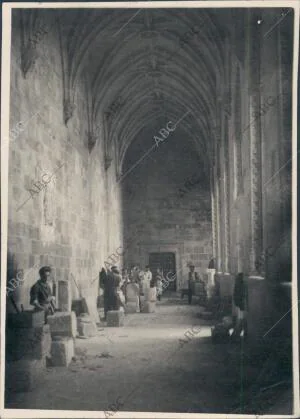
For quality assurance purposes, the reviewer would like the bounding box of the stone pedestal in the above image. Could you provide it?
[7,310,45,329]
[77,314,97,337]
[50,337,74,366]
[6,324,51,362]
[57,280,72,311]
[107,310,125,327]
[47,311,77,338]
[142,301,156,313]
[5,358,46,392]
[71,298,89,317]
[219,273,234,298]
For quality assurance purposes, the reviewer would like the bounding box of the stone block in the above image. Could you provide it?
[145,287,157,302]
[6,324,51,362]
[126,283,139,302]
[71,298,89,316]
[142,301,156,313]
[125,301,139,313]
[77,314,97,337]
[50,337,74,366]
[57,280,72,311]
[211,324,230,344]
[107,310,125,327]
[5,358,46,392]
[47,311,77,338]
[139,295,146,310]
[6,310,45,329]
[81,294,100,324]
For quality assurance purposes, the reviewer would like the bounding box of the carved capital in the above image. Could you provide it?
[21,44,38,78]
[104,154,113,171]
[87,131,97,153]
[63,100,75,125]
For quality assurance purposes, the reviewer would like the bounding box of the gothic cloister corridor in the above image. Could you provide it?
[5,294,293,414]
[2,4,298,418]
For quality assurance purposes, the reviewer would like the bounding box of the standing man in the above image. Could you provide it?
[99,267,109,319]
[187,264,200,305]
[143,265,152,293]
[30,266,56,320]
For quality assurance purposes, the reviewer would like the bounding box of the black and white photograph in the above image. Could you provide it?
[1,1,299,418]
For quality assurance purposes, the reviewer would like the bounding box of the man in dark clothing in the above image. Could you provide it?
[30,266,55,320]
[187,265,200,304]
[99,268,109,319]
[105,266,122,312]
[232,272,247,339]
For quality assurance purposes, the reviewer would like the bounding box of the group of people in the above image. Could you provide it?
[99,265,166,319]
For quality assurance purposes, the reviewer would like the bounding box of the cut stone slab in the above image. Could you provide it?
[5,358,46,392]
[50,337,74,366]
[6,310,45,329]
[57,280,72,311]
[77,315,97,337]
[142,301,156,313]
[47,311,77,338]
[107,310,125,327]
[6,324,51,362]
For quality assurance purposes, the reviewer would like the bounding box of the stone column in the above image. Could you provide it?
[215,170,222,273]
[223,117,231,273]
[210,168,217,260]
[57,280,72,311]
[247,12,263,274]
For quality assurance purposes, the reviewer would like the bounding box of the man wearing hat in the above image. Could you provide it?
[30,266,56,319]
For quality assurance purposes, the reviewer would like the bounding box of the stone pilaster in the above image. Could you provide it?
[210,169,217,259]
[247,12,263,274]
[215,169,222,272]
[223,117,231,273]
[277,24,292,231]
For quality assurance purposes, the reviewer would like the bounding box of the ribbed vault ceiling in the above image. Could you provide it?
[32,8,245,173]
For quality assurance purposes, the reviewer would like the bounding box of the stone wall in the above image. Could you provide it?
[6,15,123,312]
[122,128,212,289]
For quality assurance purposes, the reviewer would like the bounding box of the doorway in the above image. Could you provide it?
[149,252,176,291]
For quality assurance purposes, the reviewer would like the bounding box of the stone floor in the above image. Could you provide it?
[5,293,293,415]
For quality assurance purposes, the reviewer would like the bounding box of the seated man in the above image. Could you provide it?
[30,266,56,320]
